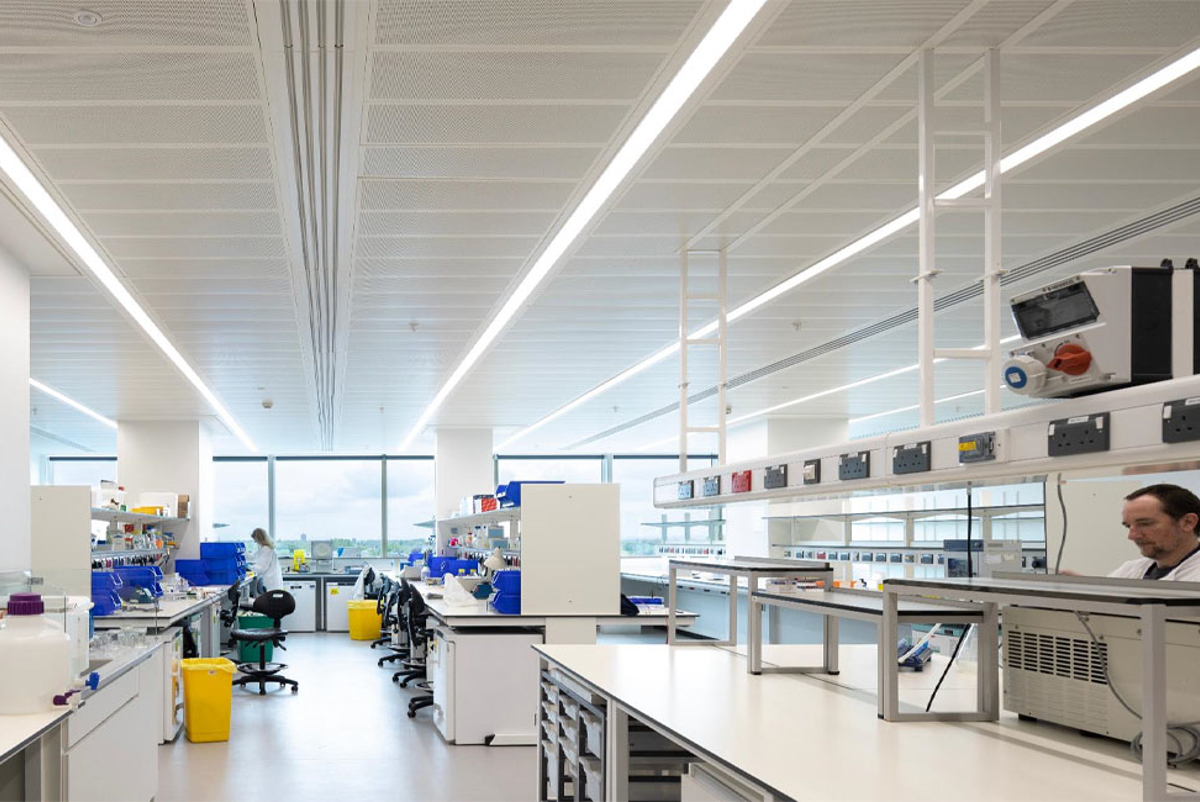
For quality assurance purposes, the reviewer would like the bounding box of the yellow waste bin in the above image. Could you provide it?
[347,599,383,641]
[181,658,236,743]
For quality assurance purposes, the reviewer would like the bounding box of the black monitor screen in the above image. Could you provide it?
[1011,282,1100,339]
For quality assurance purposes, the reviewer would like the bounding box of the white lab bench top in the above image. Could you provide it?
[93,589,222,629]
[410,581,698,629]
[0,709,69,765]
[535,642,1200,801]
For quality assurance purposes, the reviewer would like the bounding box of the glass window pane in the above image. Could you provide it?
[386,459,435,556]
[275,459,382,558]
[210,461,268,546]
[496,457,601,485]
[51,458,117,488]
[612,457,718,555]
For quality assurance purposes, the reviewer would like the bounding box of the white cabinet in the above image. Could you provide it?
[323,578,355,632]
[284,579,317,632]
[431,625,542,745]
[64,658,158,802]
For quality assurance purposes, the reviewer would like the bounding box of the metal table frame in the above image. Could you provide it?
[666,557,833,647]
[882,572,1200,802]
[749,587,984,717]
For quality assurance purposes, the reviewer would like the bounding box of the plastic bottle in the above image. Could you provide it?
[0,593,73,714]
[419,563,431,583]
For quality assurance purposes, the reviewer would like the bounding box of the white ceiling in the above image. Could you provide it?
[3,0,1200,456]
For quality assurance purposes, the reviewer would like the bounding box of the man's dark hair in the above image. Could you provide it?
[1125,484,1200,533]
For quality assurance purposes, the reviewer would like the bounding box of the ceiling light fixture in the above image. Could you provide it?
[399,0,770,452]
[29,378,117,430]
[0,135,257,452]
[501,43,1200,450]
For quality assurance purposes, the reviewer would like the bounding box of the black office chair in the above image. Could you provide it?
[371,577,396,649]
[231,589,299,696]
[376,581,410,667]
[400,585,434,719]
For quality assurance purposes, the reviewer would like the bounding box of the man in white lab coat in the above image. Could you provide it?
[1109,484,1200,581]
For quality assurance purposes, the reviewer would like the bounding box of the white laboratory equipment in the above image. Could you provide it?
[285,578,318,632]
[162,626,184,742]
[324,576,356,632]
[429,625,542,745]
[0,592,72,714]
[1003,264,1186,398]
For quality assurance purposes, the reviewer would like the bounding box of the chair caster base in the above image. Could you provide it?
[407,710,416,719]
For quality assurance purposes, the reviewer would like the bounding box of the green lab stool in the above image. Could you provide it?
[236,613,274,664]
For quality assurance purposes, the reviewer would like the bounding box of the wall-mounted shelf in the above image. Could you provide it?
[415,518,437,529]
[451,546,521,559]
[92,547,171,559]
[437,507,521,530]
[91,508,187,527]
[640,519,725,529]
[763,504,1042,523]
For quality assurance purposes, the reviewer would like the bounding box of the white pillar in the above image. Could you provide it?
[725,417,848,557]
[117,420,213,560]
[434,428,494,519]
[0,247,30,573]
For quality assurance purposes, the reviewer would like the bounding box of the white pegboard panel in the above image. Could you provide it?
[935,0,1059,48]
[1018,0,1200,48]
[355,236,538,260]
[1074,105,1200,147]
[754,209,900,238]
[358,178,572,210]
[614,180,761,211]
[354,257,525,279]
[0,53,260,102]
[571,235,685,258]
[116,258,289,278]
[672,105,841,146]
[756,0,976,48]
[791,182,917,210]
[712,52,916,103]
[360,145,599,180]
[364,103,631,145]
[0,1,252,48]
[999,181,1192,212]
[938,53,1160,104]
[0,105,267,146]
[357,210,556,237]
[354,273,513,296]
[102,236,286,260]
[369,51,665,101]
[59,181,277,211]
[591,209,750,237]
[83,211,282,238]
[640,146,795,181]
[37,146,272,181]
[374,0,703,47]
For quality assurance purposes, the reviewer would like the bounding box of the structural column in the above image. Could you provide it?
[117,420,213,560]
[0,245,30,573]
[434,428,494,520]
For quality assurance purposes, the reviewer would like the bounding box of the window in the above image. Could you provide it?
[275,458,383,557]
[496,456,602,485]
[386,457,435,556]
[50,457,117,488]
[211,459,268,545]
[611,456,719,555]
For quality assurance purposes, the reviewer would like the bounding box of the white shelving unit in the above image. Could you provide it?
[436,484,620,616]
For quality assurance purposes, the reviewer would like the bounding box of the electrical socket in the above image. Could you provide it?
[892,441,931,475]
[1048,412,1110,456]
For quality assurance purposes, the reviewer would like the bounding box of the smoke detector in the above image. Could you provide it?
[73,9,102,27]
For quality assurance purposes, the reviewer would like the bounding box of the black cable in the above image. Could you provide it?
[926,624,971,712]
[966,484,974,578]
[1053,474,1068,575]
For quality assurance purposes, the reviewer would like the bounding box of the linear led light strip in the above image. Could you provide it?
[29,378,117,430]
[399,0,770,452]
[632,336,1021,452]
[498,43,1200,452]
[0,136,257,452]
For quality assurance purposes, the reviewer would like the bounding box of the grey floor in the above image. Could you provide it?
[158,633,537,801]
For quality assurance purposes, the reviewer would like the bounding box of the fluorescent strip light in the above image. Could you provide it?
[502,45,1200,449]
[399,0,769,452]
[848,388,987,425]
[0,136,257,452]
[29,378,118,430]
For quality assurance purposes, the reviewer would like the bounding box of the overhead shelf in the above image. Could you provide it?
[92,547,171,559]
[437,507,521,529]
[640,519,725,529]
[763,504,1043,523]
[92,508,188,526]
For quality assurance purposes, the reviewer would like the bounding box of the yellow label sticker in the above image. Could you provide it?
[330,588,339,595]
[958,441,976,451]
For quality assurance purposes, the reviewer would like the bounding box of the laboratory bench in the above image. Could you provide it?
[0,636,168,802]
[535,642,1200,802]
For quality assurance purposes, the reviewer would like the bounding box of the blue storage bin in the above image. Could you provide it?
[201,542,245,558]
[206,569,241,586]
[495,480,564,508]
[490,592,520,615]
[446,558,477,576]
[202,556,242,573]
[113,566,163,598]
[492,569,521,594]
[629,596,664,606]
[91,589,122,616]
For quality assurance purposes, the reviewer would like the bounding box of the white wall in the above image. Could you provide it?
[0,247,30,573]
[434,427,494,519]
[117,420,213,560]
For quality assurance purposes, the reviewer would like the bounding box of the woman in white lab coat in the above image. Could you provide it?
[250,528,283,592]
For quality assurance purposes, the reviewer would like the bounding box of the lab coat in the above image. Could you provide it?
[1108,547,1200,581]
[252,544,284,591]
